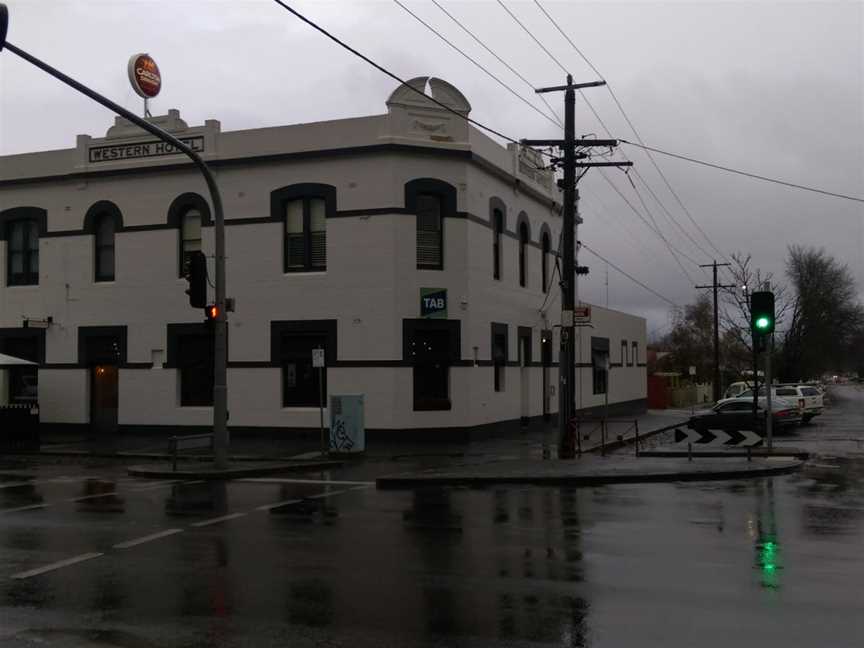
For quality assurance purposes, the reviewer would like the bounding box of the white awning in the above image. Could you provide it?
[0,353,37,367]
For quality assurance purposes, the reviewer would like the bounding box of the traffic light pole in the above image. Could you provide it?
[523,76,630,459]
[1,27,230,469]
[696,261,733,402]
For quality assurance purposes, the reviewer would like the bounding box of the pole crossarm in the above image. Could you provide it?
[521,138,619,147]
[535,80,606,93]
[575,161,632,168]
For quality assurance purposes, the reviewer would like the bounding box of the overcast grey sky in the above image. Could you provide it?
[1,0,862,334]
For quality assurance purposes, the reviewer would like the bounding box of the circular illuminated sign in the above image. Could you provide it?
[755,317,770,330]
[127,53,161,98]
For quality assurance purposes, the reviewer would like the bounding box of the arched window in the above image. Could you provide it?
[519,221,529,287]
[95,214,116,282]
[181,208,202,274]
[492,209,504,279]
[6,219,39,286]
[541,231,550,293]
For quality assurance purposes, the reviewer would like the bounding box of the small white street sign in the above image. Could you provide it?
[312,348,325,368]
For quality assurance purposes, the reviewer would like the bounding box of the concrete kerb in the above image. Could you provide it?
[127,459,344,480]
[375,458,804,489]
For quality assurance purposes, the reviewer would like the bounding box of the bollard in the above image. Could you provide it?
[688,442,693,462]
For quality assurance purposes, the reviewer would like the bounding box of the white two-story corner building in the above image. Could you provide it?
[0,77,646,439]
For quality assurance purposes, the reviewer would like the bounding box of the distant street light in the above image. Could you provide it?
[0,4,230,469]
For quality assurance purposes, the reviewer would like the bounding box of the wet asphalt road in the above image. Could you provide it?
[1,386,863,648]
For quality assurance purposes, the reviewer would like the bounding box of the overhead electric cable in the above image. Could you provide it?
[580,243,681,308]
[392,0,563,129]
[534,0,731,263]
[269,0,554,159]
[620,139,864,204]
[430,0,564,127]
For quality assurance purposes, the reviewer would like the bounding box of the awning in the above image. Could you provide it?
[0,353,37,367]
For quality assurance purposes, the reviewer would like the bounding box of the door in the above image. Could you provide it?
[91,364,119,435]
[519,336,530,426]
[541,332,552,421]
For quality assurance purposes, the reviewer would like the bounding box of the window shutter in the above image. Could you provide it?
[416,194,442,268]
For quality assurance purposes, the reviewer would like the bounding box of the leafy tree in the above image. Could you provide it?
[656,293,713,380]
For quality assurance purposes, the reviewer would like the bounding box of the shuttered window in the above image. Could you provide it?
[284,197,327,272]
[541,231,550,293]
[416,193,442,270]
[493,209,503,280]
[519,221,529,287]
[7,220,39,286]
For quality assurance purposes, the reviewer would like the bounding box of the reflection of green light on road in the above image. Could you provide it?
[757,539,781,588]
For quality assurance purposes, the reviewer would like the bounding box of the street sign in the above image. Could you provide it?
[312,348,325,368]
[420,288,447,319]
[574,306,591,323]
[674,428,763,447]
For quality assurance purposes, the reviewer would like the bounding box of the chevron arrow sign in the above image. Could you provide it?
[674,428,763,447]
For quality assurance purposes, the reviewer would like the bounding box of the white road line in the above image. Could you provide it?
[189,512,247,527]
[238,478,374,486]
[72,492,120,502]
[10,552,104,580]
[113,528,183,549]
[1,503,48,514]
[255,498,303,511]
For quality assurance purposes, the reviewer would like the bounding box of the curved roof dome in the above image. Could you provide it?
[386,77,471,115]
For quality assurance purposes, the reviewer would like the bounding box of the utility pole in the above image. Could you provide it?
[522,75,631,459]
[696,261,733,402]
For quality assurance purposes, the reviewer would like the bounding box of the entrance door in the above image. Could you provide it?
[519,336,530,427]
[91,365,118,435]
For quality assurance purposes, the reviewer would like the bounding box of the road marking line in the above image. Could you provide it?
[10,552,104,580]
[255,498,303,511]
[189,512,247,527]
[72,492,120,502]
[238,478,374,486]
[1,503,48,514]
[113,528,183,549]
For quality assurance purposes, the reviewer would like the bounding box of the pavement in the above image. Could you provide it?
[0,386,863,647]
[376,455,802,488]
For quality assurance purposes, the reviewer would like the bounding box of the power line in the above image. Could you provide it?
[499,0,714,268]
[269,0,553,158]
[580,242,681,308]
[430,0,563,127]
[597,169,700,278]
[620,139,864,204]
[624,172,697,283]
[496,0,568,75]
[534,0,731,263]
[392,0,563,129]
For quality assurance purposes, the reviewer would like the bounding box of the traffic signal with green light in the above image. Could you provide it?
[750,291,775,335]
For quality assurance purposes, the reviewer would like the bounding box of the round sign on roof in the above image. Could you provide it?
[128,53,161,99]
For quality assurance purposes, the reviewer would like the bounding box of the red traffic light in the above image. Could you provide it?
[205,304,219,320]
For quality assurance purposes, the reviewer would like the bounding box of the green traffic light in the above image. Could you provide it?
[755,316,771,330]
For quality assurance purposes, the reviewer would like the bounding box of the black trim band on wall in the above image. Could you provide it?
[270,320,338,365]
[78,326,128,365]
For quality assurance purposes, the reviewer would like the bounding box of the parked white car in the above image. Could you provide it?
[729,384,824,423]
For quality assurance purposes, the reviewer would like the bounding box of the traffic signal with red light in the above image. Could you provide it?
[183,251,207,308]
[205,304,219,321]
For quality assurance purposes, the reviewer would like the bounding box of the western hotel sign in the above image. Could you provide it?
[88,136,205,163]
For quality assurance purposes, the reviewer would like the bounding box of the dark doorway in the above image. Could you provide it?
[91,364,119,435]
[78,327,126,436]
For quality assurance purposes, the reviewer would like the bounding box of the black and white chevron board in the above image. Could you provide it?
[674,428,763,447]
